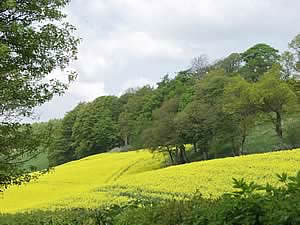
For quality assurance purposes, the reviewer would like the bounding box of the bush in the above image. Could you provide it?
[284,123,300,148]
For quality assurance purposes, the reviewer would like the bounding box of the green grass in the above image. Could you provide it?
[22,151,49,170]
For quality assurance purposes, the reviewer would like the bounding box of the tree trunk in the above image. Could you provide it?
[231,137,240,157]
[167,147,174,164]
[240,135,247,155]
[275,111,283,141]
[180,144,188,163]
[124,135,128,146]
[193,142,197,152]
[204,150,209,160]
[175,146,180,164]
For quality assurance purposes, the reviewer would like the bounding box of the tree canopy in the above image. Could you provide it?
[0,0,79,192]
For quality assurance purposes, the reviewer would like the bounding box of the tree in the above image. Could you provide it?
[118,86,160,148]
[241,43,280,82]
[72,96,121,159]
[176,100,217,160]
[215,53,242,74]
[288,34,300,72]
[280,51,296,80]
[190,55,211,78]
[142,98,188,164]
[0,0,79,191]
[48,103,85,166]
[223,76,258,155]
[256,65,297,141]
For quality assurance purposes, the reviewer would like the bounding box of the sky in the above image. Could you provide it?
[35,0,300,121]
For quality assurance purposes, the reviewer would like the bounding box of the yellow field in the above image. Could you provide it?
[1,149,300,214]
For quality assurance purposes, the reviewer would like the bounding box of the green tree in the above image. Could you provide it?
[0,0,79,191]
[280,51,296,79]
[48,103,85,166]
[215,53,242,74]
[256,65,297,141]
[118,86,160,148]
[241,43,280,82]
[176,100,217,160]
[72,96,121,159]
[289,34,300,72]
[223,76,258,154]
[142,98,188,164]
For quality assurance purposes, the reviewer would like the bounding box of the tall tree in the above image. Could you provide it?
[280,51,296,80]
[256,65,297,141]
[190,55,211,78]
[176,100,217,160]
[215,53,242,74]
[0,0,79,191]
[289,34,300,72]
[223,76,258,154]
[241,43,280,82]
[72,96,121,158]
[48,103,85,166]
[142,98,188,164]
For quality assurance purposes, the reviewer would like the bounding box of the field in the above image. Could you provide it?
[0,149,300,214]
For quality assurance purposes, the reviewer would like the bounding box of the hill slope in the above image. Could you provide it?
[1,149,300,214]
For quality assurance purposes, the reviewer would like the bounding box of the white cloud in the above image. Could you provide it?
[68,80,107,102]
[35,0,300,121]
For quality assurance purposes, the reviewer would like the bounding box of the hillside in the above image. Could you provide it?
[1,149,300,214]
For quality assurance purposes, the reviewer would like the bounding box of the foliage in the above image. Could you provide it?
[256,65,297,139]
[72,96,121,158]
[0,0,79,191]
[289,34,300,71]
[48,103,85,166]
[284,122,300,148]
[223,76,258,154]
[240,43,280,82]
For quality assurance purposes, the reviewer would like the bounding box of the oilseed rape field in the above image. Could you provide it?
[1,149,300,214]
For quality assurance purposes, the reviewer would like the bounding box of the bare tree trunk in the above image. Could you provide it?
[124,135,128,146]
[167,147,174,164]
[240,135,246,155]
[202,148,208,160]
[180,144,189,163]
[175,146,180,164]
[231,137,241,156]
[193,142,197,152]
[275,111,283,141]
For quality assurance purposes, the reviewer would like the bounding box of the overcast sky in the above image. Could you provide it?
[35,0,300,121]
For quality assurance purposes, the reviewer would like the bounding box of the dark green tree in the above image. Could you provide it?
[256,65,297,141]
[0,0,79,191]
[142,98,188,164]
[118,86,160,147]
[72,96,121,158]
[223,76,258,154]
[48,103,85,166]
[176,100,217,160]
[241,43,280,82]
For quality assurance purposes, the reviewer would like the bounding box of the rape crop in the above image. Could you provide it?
[0,150,163,213]
[0,149,299,214]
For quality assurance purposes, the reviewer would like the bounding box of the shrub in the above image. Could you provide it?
[284,123,300,148]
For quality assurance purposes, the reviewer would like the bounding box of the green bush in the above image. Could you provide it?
[284,123,300,148]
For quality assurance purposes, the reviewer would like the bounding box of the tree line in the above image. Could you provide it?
[33,34,300,167]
